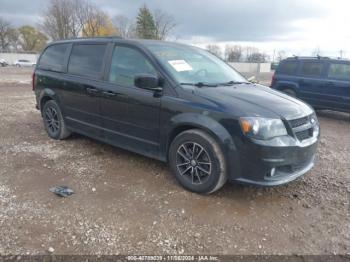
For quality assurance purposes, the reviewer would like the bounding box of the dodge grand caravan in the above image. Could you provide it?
[34,37,320,194]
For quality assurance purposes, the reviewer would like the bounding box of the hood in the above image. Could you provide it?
[192,83,313,120]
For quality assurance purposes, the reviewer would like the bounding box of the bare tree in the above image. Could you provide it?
[206,44,222,58]
[81,9,108,36]
[113,15,135,38]
[0,17,12,51]
[247,52,267,63]
[40,0,110,40]
[244,46,259,62]
[225,45,243,62]
[41,0,77,39]
[153,9,176,40]
[277,50,286,62]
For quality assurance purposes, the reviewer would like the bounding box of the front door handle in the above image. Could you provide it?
[86,88,99,95]
[326,81,334,86]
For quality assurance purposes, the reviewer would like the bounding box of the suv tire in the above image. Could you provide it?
[169,129,227,194]
[42,100,71,140]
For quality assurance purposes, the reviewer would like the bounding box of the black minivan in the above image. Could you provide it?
[34,37,320,194]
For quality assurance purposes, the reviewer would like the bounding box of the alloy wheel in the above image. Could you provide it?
[176,142,212,185]
[44,106,60,135]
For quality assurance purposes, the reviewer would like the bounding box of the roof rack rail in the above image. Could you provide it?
[62,36,123,41]
[288,56,330,60]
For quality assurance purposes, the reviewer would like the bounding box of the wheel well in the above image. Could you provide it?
[40,96,53,111]
[280,86,293,91]
[280,87,297,96]
[278,85,296,92]
[166,125,221,159]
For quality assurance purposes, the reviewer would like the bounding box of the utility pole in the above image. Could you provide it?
[339,50,345,59]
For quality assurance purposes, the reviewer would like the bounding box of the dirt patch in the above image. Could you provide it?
[0,69,349,255]
[0,67,33,84]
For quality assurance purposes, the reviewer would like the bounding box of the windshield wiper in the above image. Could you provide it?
[219,81,248,86]
[180,81,249,87]
[180,82,218,88]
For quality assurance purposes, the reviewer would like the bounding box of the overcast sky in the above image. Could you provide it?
[1,0,349,58]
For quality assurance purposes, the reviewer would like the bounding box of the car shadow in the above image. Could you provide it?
[66,133,298,201]
[316,110,350,122]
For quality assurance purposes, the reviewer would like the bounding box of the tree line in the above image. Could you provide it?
[206,44,285,63]
[0,18,48,52]
[0,0,176,52]
[0,0,292,62]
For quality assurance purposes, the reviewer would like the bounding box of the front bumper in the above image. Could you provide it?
[231,132,319,187]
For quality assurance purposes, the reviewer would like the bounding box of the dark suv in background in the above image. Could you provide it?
[33,38,319,194]
[271,56,350,113]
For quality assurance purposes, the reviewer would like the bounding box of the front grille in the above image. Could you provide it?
[288,115,316,142]
[289,116,309,128]
[296,128,313,141]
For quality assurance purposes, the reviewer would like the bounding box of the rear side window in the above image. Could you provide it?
[39,44,69,72]
[277,61,298,75]
[327,63,350,81]
[300,62,324,77]
[68,44,107,79]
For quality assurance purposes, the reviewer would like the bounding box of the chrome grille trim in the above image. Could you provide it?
[288,114,315,141]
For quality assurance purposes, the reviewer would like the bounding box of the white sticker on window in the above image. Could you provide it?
[168,60,193,72]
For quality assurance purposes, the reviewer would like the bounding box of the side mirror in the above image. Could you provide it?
[134,74,161,91]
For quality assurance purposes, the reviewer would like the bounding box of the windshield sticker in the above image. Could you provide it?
[168,60,193,72]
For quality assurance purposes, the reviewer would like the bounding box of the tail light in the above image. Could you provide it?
[270,73,276,87]
[32,73,36,91]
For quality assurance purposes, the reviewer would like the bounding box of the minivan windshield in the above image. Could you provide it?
[145,43,248,86]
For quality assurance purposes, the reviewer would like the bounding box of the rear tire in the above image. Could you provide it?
[42,100,71,140]
[281,88,296,97]
[169,129,227,194]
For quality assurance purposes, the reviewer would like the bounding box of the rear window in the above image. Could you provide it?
[68,44,107,79]
[277,61,298,75]
[300,62,324,77]
[327,63,350,81]
[39,44,69,72]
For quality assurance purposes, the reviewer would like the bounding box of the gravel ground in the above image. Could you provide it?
[0,68,349,255]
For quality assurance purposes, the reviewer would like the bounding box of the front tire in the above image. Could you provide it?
[169,129,227,194]
[42,100,71,140]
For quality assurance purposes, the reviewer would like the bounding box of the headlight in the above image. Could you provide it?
[310,113,320,136]
[239,117,288,140]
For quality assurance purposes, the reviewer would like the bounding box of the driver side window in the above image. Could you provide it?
[108,46,157,87]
